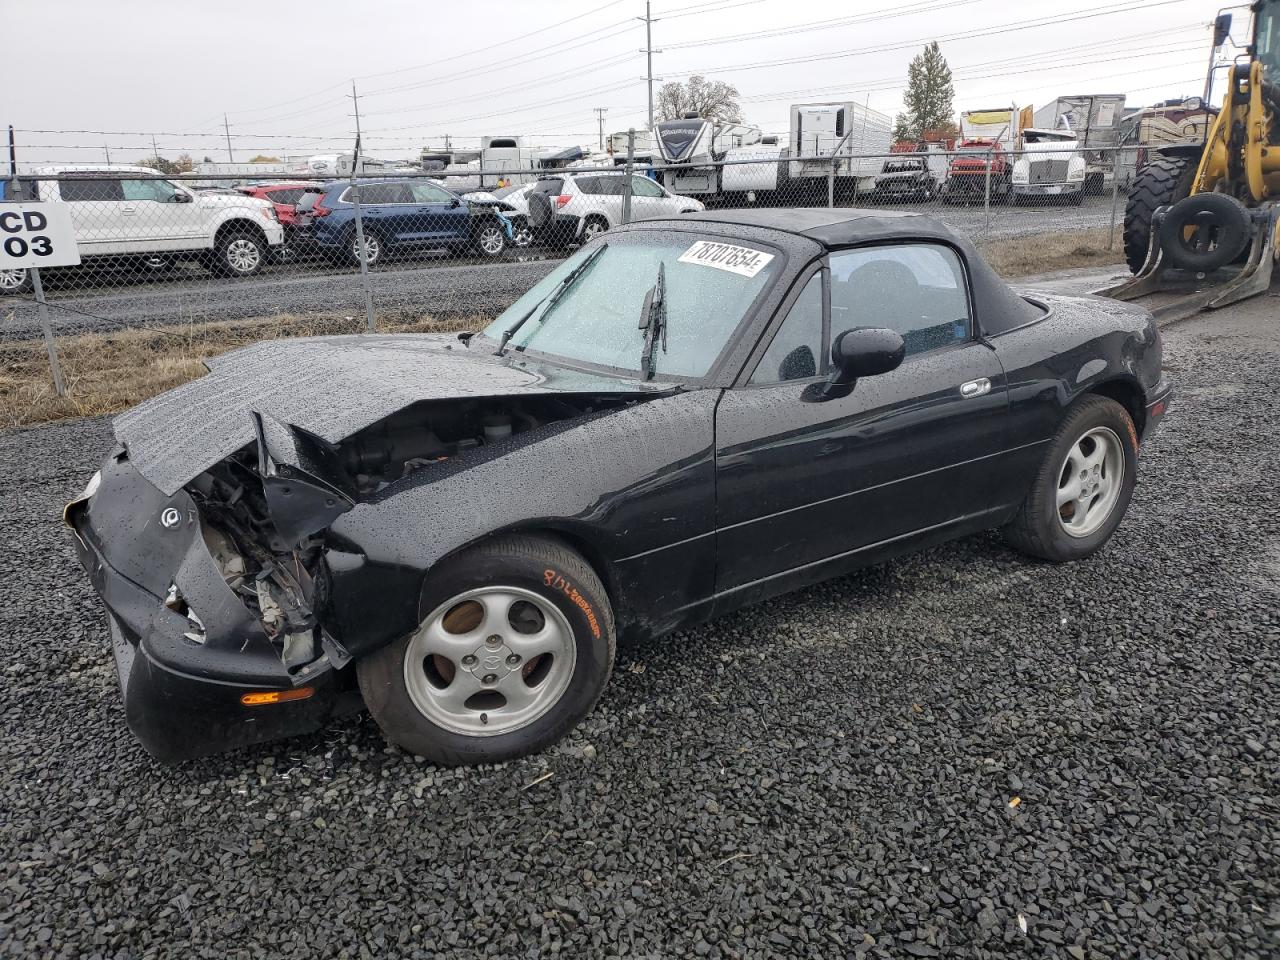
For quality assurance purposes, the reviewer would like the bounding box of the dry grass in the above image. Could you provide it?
[978,228,1124,278]
[0,312,478,430]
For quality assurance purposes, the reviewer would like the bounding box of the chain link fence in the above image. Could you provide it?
[1,144,1142,427]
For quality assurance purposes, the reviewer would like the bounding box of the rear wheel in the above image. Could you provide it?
[581,216,609,242]
[1003,395,1138,563]
[1123,155,1196,274]
[0,268,32,295]
[345,230,384,267]
[474,219,508,258]
[357,535,616,766]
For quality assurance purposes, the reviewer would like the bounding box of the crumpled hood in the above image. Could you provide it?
[114,333,666,495]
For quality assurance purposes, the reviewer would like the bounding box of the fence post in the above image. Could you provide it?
[621,128,635,224]
[983,145,993,238]
[349,83,376,333]
[1107,148,1123,250]
[8,161,66,398]
[827,156,836,209]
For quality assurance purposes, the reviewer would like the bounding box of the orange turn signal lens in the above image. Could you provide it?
[240,687,315,707]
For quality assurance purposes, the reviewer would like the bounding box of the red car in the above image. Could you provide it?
[236,183,314,227]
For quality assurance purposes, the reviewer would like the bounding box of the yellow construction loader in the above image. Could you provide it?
[1101,3,1280,319]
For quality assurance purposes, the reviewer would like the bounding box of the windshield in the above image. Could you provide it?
[482,232,781,379]
[1259,3,1280,79]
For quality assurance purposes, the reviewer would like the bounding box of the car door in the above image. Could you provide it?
[630,174,671,219]
[408,181,469,244]
[120,178,202,251]
[714,242,1011,596]
[56,177,125,255]
[351,182,402,244]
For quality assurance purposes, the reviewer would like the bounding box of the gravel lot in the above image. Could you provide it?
[1,196,1116,341]
[1,288,1276,959]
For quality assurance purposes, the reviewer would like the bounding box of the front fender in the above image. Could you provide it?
[322,390,719,655]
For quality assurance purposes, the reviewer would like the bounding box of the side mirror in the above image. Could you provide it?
[803,327,905,402]
[450,197,461,208]
[173,190,193,203]
[1213,12,1232,47]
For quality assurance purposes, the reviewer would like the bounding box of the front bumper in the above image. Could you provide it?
[1012,182,1083,196]
[66,453,344,762]
[1142,377,1173,443]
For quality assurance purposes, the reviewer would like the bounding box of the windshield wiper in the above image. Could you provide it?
[638,261,668,380]
[495,243,608,356]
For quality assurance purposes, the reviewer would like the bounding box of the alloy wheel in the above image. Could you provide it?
[225,238,261,274]
[353,234,382,265]
[0,268,28,291]
[403,586,577,737]
[1056,426,1124,538]
[478,225,506,255]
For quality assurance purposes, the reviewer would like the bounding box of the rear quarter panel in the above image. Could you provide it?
[990,292,1162,494]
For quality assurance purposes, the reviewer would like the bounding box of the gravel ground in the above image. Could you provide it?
[1,292,1276,959]
[0,197,1115,341]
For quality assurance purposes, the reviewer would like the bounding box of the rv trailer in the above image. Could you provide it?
[653,114,764,196]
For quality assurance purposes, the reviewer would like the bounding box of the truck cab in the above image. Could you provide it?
[1012,129,1087,205]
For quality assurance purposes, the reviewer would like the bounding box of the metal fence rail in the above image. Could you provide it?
[0,145,1142,427]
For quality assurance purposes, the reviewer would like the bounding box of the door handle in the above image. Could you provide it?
[960,377,992,398]
[121,206,137,215]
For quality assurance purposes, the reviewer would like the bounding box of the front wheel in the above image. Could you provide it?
[357,535,616,766]
[474,220,508,258]
[1003,395,1138,563]
[211,230,266,277]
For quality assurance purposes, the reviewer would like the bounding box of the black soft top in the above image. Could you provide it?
[621,209,1044,336]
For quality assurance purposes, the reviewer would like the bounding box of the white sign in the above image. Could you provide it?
[0,203,81,269]
[677,240,774,278]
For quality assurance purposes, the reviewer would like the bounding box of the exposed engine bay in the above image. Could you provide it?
[181,395,636,672]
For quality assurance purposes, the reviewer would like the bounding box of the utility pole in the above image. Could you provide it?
[151,134,159,162]
[638,1,661,128]
[349,79,376,334]
[594,107,608,150]
[104,144,111,165]
[223,114,233,162]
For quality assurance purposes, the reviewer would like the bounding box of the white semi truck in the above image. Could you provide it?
[1011,129,1087,205]
[1032,94,1126,192]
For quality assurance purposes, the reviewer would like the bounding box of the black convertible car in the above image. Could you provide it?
[66,209,1171,765]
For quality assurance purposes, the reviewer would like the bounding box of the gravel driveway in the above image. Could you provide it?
[1,292,1275,958]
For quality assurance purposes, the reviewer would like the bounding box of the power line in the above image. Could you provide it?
[662,0,1199,77]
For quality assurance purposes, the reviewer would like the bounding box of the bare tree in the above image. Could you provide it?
[656,75,743,123]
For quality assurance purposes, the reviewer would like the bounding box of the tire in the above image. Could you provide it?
[0,267,32,296]
[357,534,616,766]
[1069,189,1084,207]
[474,219,508,258]
[1157,192,1251,273]
[527,190,554,229]
[210,229,267,277]
[1123,155,1196,274]
[510,216,534,249]
[581,216,609,243]
[345,230,384,268]
[1002,395,1138,563]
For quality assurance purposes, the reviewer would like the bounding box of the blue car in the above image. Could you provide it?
[296,178,514,264]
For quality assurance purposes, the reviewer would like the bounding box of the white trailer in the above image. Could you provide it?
[787,101,893,192]
[958,107,1027,148]
[653,114,763,196]
[720,136,786,199]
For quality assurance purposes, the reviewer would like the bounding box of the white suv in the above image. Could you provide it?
[520,172,705,247]
[1,165,284,294]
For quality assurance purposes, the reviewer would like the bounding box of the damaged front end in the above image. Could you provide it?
[67,372,653,762]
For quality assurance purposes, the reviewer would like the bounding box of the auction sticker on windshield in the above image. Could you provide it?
[677,240,774,278]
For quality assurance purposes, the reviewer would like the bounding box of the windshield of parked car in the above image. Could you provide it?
[480,232,781,379]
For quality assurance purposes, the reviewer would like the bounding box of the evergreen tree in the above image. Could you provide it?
[893,42,956,141]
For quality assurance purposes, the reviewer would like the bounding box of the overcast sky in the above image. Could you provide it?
[5,0,1238,165]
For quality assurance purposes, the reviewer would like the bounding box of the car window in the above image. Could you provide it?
[122,179,181,202]
[533,178,564,195]
[267,187,304,205]
[59,178,124,202]
[752,273,824,384]
[574,176,604,195]
[358,182,413,204]
[829,244,970,355]
[632,176,665,198]
[484,233,781,379]
[409,181,456,204]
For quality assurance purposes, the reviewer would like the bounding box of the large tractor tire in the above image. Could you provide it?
[1122,155,1197,274]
